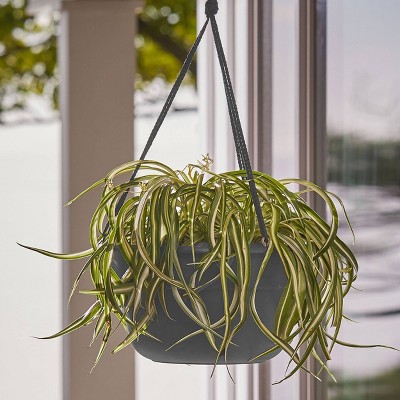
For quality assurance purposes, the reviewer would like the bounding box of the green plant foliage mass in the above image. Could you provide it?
[0,0,196,119]
[0,0,57,120]
[20,159,394,382]
[136,0,197,86]
[328,134,400,188]
[329,365,400,400]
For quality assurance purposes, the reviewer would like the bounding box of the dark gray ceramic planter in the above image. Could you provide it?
[112,243,287,365]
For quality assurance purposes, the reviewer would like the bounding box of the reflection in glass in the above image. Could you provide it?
[270,0,300,398]
[327,1,400,399]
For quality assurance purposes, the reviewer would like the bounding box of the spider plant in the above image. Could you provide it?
[21,158,363,381]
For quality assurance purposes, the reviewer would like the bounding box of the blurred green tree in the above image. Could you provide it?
[0,0,57,122]
[136,0,197,86]
[0,0,196,121]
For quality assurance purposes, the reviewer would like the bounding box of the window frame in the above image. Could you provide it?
[198,0,328,398]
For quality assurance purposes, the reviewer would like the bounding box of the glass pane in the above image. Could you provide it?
[272,0,298,181]
[1,121,62,399]
[1,1,62,398]
[270,0,300,397]
[327,1,400,399]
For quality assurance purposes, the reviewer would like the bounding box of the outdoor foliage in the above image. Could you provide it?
[0,0,57,121]
[137,0,197,86]
[0,0,197,120]
[328,134,400,188]
[329,365,400,400]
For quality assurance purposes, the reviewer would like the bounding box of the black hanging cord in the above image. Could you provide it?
[112,0,268,244]
[112,17,210,215]
[205,1,245,171]
[205,0,219,16]
[206,4,268,243]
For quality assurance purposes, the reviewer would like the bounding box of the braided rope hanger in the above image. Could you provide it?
[115,0,269,244]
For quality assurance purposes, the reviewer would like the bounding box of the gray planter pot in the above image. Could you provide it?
[113,243,287,364]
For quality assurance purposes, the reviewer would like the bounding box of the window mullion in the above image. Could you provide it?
[298,1,328,400]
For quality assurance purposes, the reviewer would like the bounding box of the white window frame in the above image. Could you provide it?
[198,0,328,399]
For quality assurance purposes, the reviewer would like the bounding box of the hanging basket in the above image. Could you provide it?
[20,0,365,380]
[113,243,287,364]
[104,0,286,365]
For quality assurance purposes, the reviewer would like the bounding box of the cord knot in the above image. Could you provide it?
[205,0,219,17]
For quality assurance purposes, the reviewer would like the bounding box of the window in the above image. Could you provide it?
[326,2,400,398]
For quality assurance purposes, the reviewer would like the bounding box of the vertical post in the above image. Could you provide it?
[248,0,274,399]
[298,0,327,215]
[60,1,140,399]
[298,0,327,399]
[248,0,274,176]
